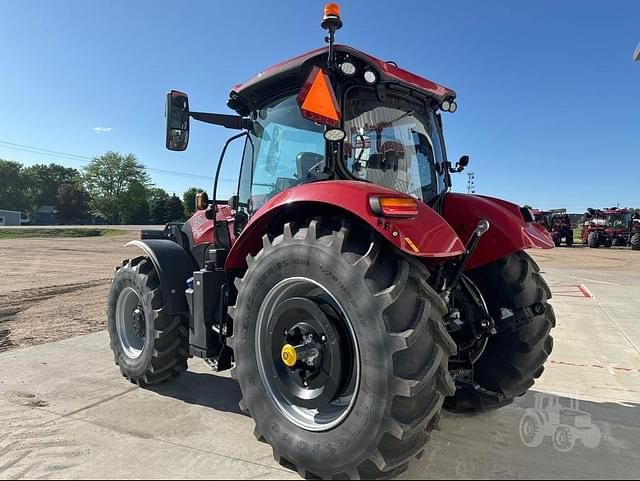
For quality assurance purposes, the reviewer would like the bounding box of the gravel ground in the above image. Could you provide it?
[0,233,638,353]
[0,233,140,352]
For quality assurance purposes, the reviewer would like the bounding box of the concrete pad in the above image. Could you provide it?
[0,333,135,416]
[0,399,294,480]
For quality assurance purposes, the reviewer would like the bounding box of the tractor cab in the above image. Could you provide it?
[532,209,552,230]
[225,45,462,219]
[166,21,468,241]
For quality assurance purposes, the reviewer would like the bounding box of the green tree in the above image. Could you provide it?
[164,194,186,222]
[56,184,91,224]
[0,159,29,211]
[183,187,204,217]
[121,181,150,224]
[24,163,81,213]
[83,152,150,224]
[147,187,169,224]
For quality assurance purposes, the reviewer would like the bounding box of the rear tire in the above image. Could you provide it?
[445,252,555,413]
[228,219,456,480]
[107,257,189,386]
[631,234,640,251]
[564,230,573,247]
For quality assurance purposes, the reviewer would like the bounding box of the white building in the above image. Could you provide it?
[0,210,24,226]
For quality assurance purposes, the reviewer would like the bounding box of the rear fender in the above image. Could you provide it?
[125,240,197,315]
[225,180,465,270]
[442,193,554,271]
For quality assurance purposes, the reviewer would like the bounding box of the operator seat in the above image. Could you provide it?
[296,152,325,181]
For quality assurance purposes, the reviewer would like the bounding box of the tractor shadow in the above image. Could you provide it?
[402,390,640,479]
[149,370,248,417]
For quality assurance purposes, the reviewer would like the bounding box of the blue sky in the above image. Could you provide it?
[1,0,638,212]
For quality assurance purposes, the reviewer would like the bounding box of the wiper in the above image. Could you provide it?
[360,110,415,136]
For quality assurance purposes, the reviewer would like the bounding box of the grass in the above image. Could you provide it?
[0,228,127,239]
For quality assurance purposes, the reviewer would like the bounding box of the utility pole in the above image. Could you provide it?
[467,172,476,194]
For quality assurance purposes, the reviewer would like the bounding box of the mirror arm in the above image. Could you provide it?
[190,112,251,130]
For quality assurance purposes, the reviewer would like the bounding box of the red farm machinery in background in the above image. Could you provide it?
[582,207,639,249]
[532,209,573,247]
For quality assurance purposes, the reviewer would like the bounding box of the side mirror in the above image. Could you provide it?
[195,191,209,211]
[450,155,470,173]
[165,90,190,151]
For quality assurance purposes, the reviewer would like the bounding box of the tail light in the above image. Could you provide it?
[370,196,419,218]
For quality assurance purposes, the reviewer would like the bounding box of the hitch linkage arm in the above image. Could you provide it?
[497,302,547,333]
[441,219,490,303]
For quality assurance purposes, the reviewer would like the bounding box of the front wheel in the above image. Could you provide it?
[107,257,189,386]
[588,232,600,248]
[445,252,555,412]
[631,234,640,251]
[228,219,456,480]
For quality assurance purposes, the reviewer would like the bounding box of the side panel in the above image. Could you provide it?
[225,180,466,270]
[125,240,197,315]
[442,193,554,271]
[186,209,215,246]
[183,205,237,268]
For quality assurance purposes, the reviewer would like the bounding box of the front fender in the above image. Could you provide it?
[125,240,197,315]
[225,180,465,270]
[442,193,554,271]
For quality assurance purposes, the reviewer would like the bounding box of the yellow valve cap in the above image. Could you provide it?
[281,344,298,367]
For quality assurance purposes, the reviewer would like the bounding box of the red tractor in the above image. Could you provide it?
[107,5,555,479]
[582,208,630,248]
[533,209,573,247]
[549,210,573,247]
[532,209,551,229]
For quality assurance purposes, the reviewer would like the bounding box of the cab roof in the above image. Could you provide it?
[227,45,456,116]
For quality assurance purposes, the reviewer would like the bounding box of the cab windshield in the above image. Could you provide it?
[343,87,444,202]
[238,94,326,214]
[608,214,626,228]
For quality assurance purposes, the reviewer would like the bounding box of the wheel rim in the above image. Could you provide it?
[256,277,360,432]
[116,287,146,359]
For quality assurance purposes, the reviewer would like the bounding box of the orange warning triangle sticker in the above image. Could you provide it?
[297,67,341,126]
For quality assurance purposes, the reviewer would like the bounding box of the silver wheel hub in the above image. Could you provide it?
[115,287,146,359]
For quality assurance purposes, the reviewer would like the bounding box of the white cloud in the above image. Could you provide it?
[93,127,113,133]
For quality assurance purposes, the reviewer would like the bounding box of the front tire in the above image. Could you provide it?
[588,232,600,248]
[445,252,555,412]
[228,219,456,480]
[631,234,640,251]
[107,257,189,386]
